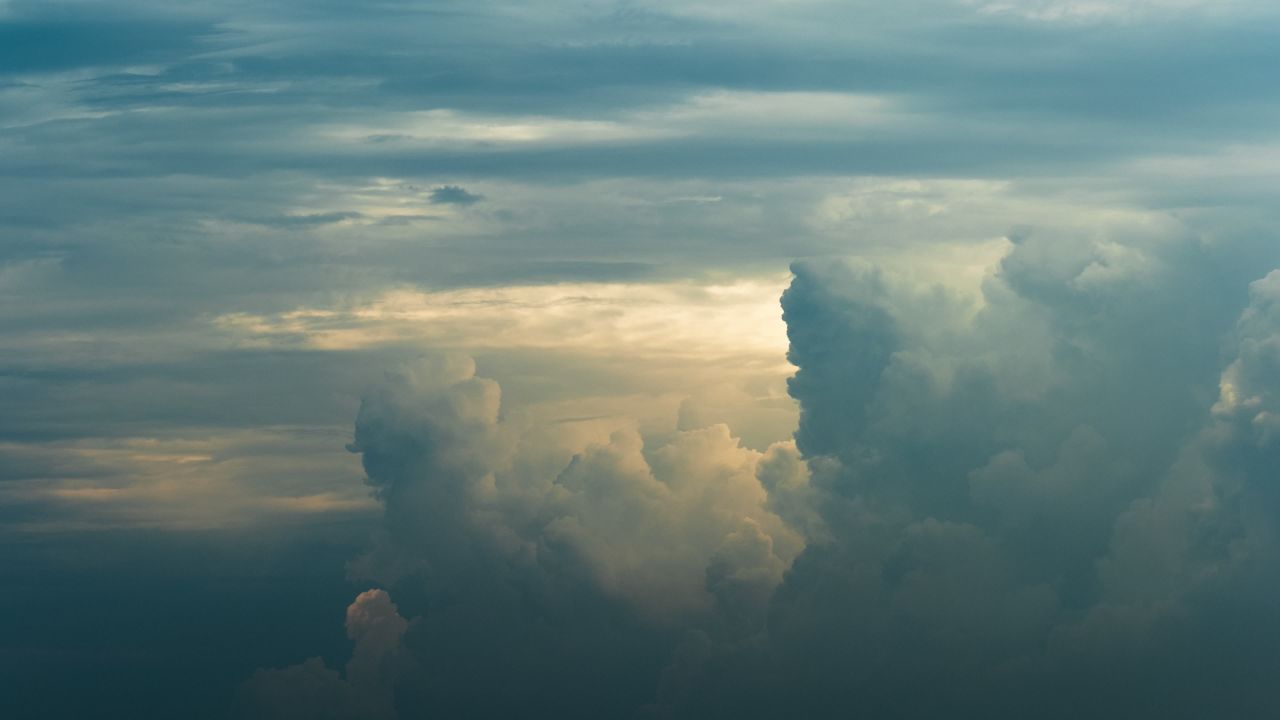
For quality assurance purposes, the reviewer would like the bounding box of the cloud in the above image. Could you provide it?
[7,0,1280,715]
[236,211,365,228]
[344,355,802,620]
[659,232,1280,717]
[249,228,1280,718]
[307,355,804,716]
[240,589,409,720]
[426,185,483,206]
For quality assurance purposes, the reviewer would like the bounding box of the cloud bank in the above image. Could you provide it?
[248,229,1280,718]
[7,0,1280,715]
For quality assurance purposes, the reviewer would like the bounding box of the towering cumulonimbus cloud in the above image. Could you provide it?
[344,355,804,622]
[311,355,806,717]
[666,231,1280,718]
[249,230,1280,719]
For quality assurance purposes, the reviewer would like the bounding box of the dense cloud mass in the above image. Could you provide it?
[245,231,1280,718]
[8,0,1280,716]
[679,233,1280,718]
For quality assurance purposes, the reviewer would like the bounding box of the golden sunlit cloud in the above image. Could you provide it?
[215,277,794,360]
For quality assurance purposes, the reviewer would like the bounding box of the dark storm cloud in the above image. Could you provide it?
[245,230,1280,718]
[656,233,1280,718]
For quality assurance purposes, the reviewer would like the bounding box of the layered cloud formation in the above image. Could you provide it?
[7,0,1280,716]
[7,0,1280,534]
[247,230,1280,717]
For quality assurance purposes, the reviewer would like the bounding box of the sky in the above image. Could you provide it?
[4,0,1280,717]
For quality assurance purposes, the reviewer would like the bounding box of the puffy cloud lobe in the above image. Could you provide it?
[344,589,410,692]
[240,589,408,720]
[329,355,804,716]
[1215,269,1280,449]
[345,356,801,614]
